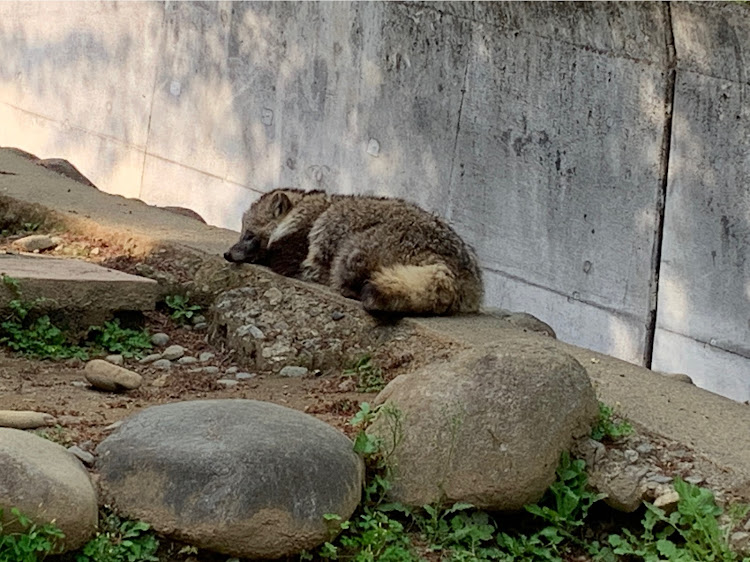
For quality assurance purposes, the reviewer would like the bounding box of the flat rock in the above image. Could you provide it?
[96,399,363,559]
[0,428,97,552]
[369,339,598,510]
[12,234,57,252]
[161,345,185,361]
[84,360,142,391]
[279,366,308,378]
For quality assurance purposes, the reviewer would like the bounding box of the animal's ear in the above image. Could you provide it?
[270,191,293,218]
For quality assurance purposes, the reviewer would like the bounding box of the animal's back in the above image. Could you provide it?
[305,195,483,315]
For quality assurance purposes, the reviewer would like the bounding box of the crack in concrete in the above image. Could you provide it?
[644,2,677,369]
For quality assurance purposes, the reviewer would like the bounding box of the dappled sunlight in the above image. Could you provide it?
[606,314,640,363]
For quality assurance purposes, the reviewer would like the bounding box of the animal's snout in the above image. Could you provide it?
[224,235,261,263]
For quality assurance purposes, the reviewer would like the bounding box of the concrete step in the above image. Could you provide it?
[0,253,159,333]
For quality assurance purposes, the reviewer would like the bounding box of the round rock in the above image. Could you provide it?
[150,333,170,347]
[0,428,97,551]
[84,360,142,391]
[95,399,363,559]
[369,338,598,511]
[161,345,185,361]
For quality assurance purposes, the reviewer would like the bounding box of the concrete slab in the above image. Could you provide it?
[0,254,158,318]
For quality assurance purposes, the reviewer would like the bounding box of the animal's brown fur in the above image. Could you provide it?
[224,188,483,316]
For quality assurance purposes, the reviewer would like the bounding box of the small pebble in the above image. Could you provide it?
[202,366,220,375]
[67,445,95,466]
[105,354,124,366]
[279,366,309,378]
[198,352,215,363]
[684,474,704,485]
[225,366,238,375]
[649,474,673,484]
[235,372,256,380]
[623,449,639,463]
[139,353,162,364]
[161,345,185,361]
[331,311,345,321]
[635,442,654,455]
[217,379,239,388]
[193,322,207,331]
[150,333,170,347]
[152,359,172,370]
[191,315,207,325]
[177,356,198,365]
[71,381,89,388]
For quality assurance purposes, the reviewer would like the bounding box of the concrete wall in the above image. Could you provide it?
[0,1,748,401]
[652,2,750,400]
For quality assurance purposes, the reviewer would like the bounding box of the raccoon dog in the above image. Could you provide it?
[224,188,483,316]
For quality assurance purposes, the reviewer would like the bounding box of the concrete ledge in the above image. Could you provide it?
[0,147,748,497]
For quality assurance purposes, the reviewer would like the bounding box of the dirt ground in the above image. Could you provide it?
[0,306,376,448]
[0,230,386,448]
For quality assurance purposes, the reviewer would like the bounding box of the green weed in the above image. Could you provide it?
[0,276,152,360]
[0,275,87,359]
[164,295,201,325]
[344,355,386,393]
[74,510,158,562]
[88,319,152,359]
[0,507,65,562]
[591,402,634,442]
[608,477,750,562]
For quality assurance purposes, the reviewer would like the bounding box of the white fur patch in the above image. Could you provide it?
[267,213,300,247]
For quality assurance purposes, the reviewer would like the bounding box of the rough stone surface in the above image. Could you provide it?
[84,360,142,391]
[12,234,57,252]
[139,353,162,364]
[369,340,598,510]
[0,428,97,551]
[210,285,462,375]
[96,400,363,558]
[0,410,56,429]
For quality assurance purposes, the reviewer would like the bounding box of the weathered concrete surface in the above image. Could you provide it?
[0,1,676,369]
[652,2,750,401]
[0,147,748,501]
[0,253,159,332]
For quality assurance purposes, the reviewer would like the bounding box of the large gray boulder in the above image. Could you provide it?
[0,428,98,552]
[369,338,598,510]
[95,399,363,559]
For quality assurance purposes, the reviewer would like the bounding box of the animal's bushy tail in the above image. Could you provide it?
[361,262,479,315]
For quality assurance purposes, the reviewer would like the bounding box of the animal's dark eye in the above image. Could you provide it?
[242,231,256,242]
